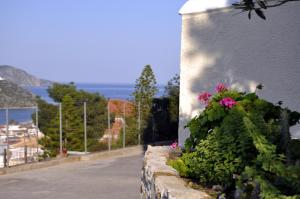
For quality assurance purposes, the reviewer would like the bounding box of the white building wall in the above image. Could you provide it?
[179,1,300,146]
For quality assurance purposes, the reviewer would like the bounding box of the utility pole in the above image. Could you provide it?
[59,103,63,156]
[84,102,87,154]
[5,108,9,167]
[138,101,141,145]
[123,102,126,148]
[107,99,111,151]
[36,106,39,159]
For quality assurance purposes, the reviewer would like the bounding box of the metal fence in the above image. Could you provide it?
[0,100,142,168]
[0,98,177,168]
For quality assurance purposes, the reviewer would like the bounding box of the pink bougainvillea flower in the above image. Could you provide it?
[215,83,227,93]
[198,92,212,105]
[219,97,237,108]
[170,142,178,149]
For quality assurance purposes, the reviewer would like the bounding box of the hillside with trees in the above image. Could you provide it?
[0,79,36,108]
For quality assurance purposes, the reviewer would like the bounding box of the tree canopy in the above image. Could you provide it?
[164,74,180,123]
[132,65,158,122]
[35,83,107,157]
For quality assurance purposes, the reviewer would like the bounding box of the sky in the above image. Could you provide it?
[0,0,185,84]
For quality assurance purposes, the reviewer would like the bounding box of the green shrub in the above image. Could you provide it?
[168,158,189,177]
[172,83,300,198]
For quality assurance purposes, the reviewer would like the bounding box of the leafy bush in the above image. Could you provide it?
[171,83,300,198]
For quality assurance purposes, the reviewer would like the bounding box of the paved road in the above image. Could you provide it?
[0,153,143,199]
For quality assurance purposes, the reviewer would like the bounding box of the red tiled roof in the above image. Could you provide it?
[108,99,135,116]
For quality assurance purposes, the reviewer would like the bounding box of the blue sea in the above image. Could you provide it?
[0,83,165,124]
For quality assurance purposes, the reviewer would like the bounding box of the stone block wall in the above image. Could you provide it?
[141,145,211,199]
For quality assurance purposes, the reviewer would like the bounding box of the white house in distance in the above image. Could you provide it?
[178,0,300,145]
[0,123,44,167]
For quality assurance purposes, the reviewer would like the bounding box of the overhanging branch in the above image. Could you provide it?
[233,0,300,19]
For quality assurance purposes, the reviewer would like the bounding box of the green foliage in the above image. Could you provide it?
[132,65,158,110]
[33,97,60,157]
[171,86,300,198]
[168,158,189,177]
[115,113,139,147]
[48,82,77,102]
[143,74,180,143]
[289,139,300,161]
[124,114,139,146]
[62,95,84,151]
[33,97,58,134]
[164,74,180,123]
[35,83,107,157]
[132,65,158,140]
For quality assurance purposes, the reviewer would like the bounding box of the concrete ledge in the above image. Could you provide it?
[0,145,143,175]
[141,145,211,199]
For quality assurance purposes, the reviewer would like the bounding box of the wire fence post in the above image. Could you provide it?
[107,99,111,151]
[36,105,39,160]
[3,149,7,168]
[24,129,26,163]
[59,103,63,156]
[5,108,9,167]
[84,102,87,154]
[123,102,126,148]
[24,145,28,164]
[138,101,141,145]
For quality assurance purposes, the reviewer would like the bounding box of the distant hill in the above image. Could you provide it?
[0,65,52,87]
[0,79,36,108]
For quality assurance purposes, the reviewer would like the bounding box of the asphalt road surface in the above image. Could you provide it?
[0,153,143,199]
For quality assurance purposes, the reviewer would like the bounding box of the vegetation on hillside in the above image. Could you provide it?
[0,79,36,108]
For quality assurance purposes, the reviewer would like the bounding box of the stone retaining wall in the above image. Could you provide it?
[141,145,211,199]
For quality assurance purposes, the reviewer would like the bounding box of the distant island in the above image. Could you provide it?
[0,65,53,108]
[0,65,52,87]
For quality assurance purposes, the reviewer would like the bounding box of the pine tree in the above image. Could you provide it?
[34,98,60,157]
[62,95,84,151]
[132,65,158,129]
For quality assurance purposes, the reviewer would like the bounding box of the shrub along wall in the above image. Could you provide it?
[141,145,211,199]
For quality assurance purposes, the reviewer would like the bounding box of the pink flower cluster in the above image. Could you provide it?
[219,97,237,108]
[215,83,227,93]
[198,92,212,105]
[170,141,178,149]
[197,83,230,106]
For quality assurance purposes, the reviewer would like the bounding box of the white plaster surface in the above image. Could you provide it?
[179,2,300,145]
